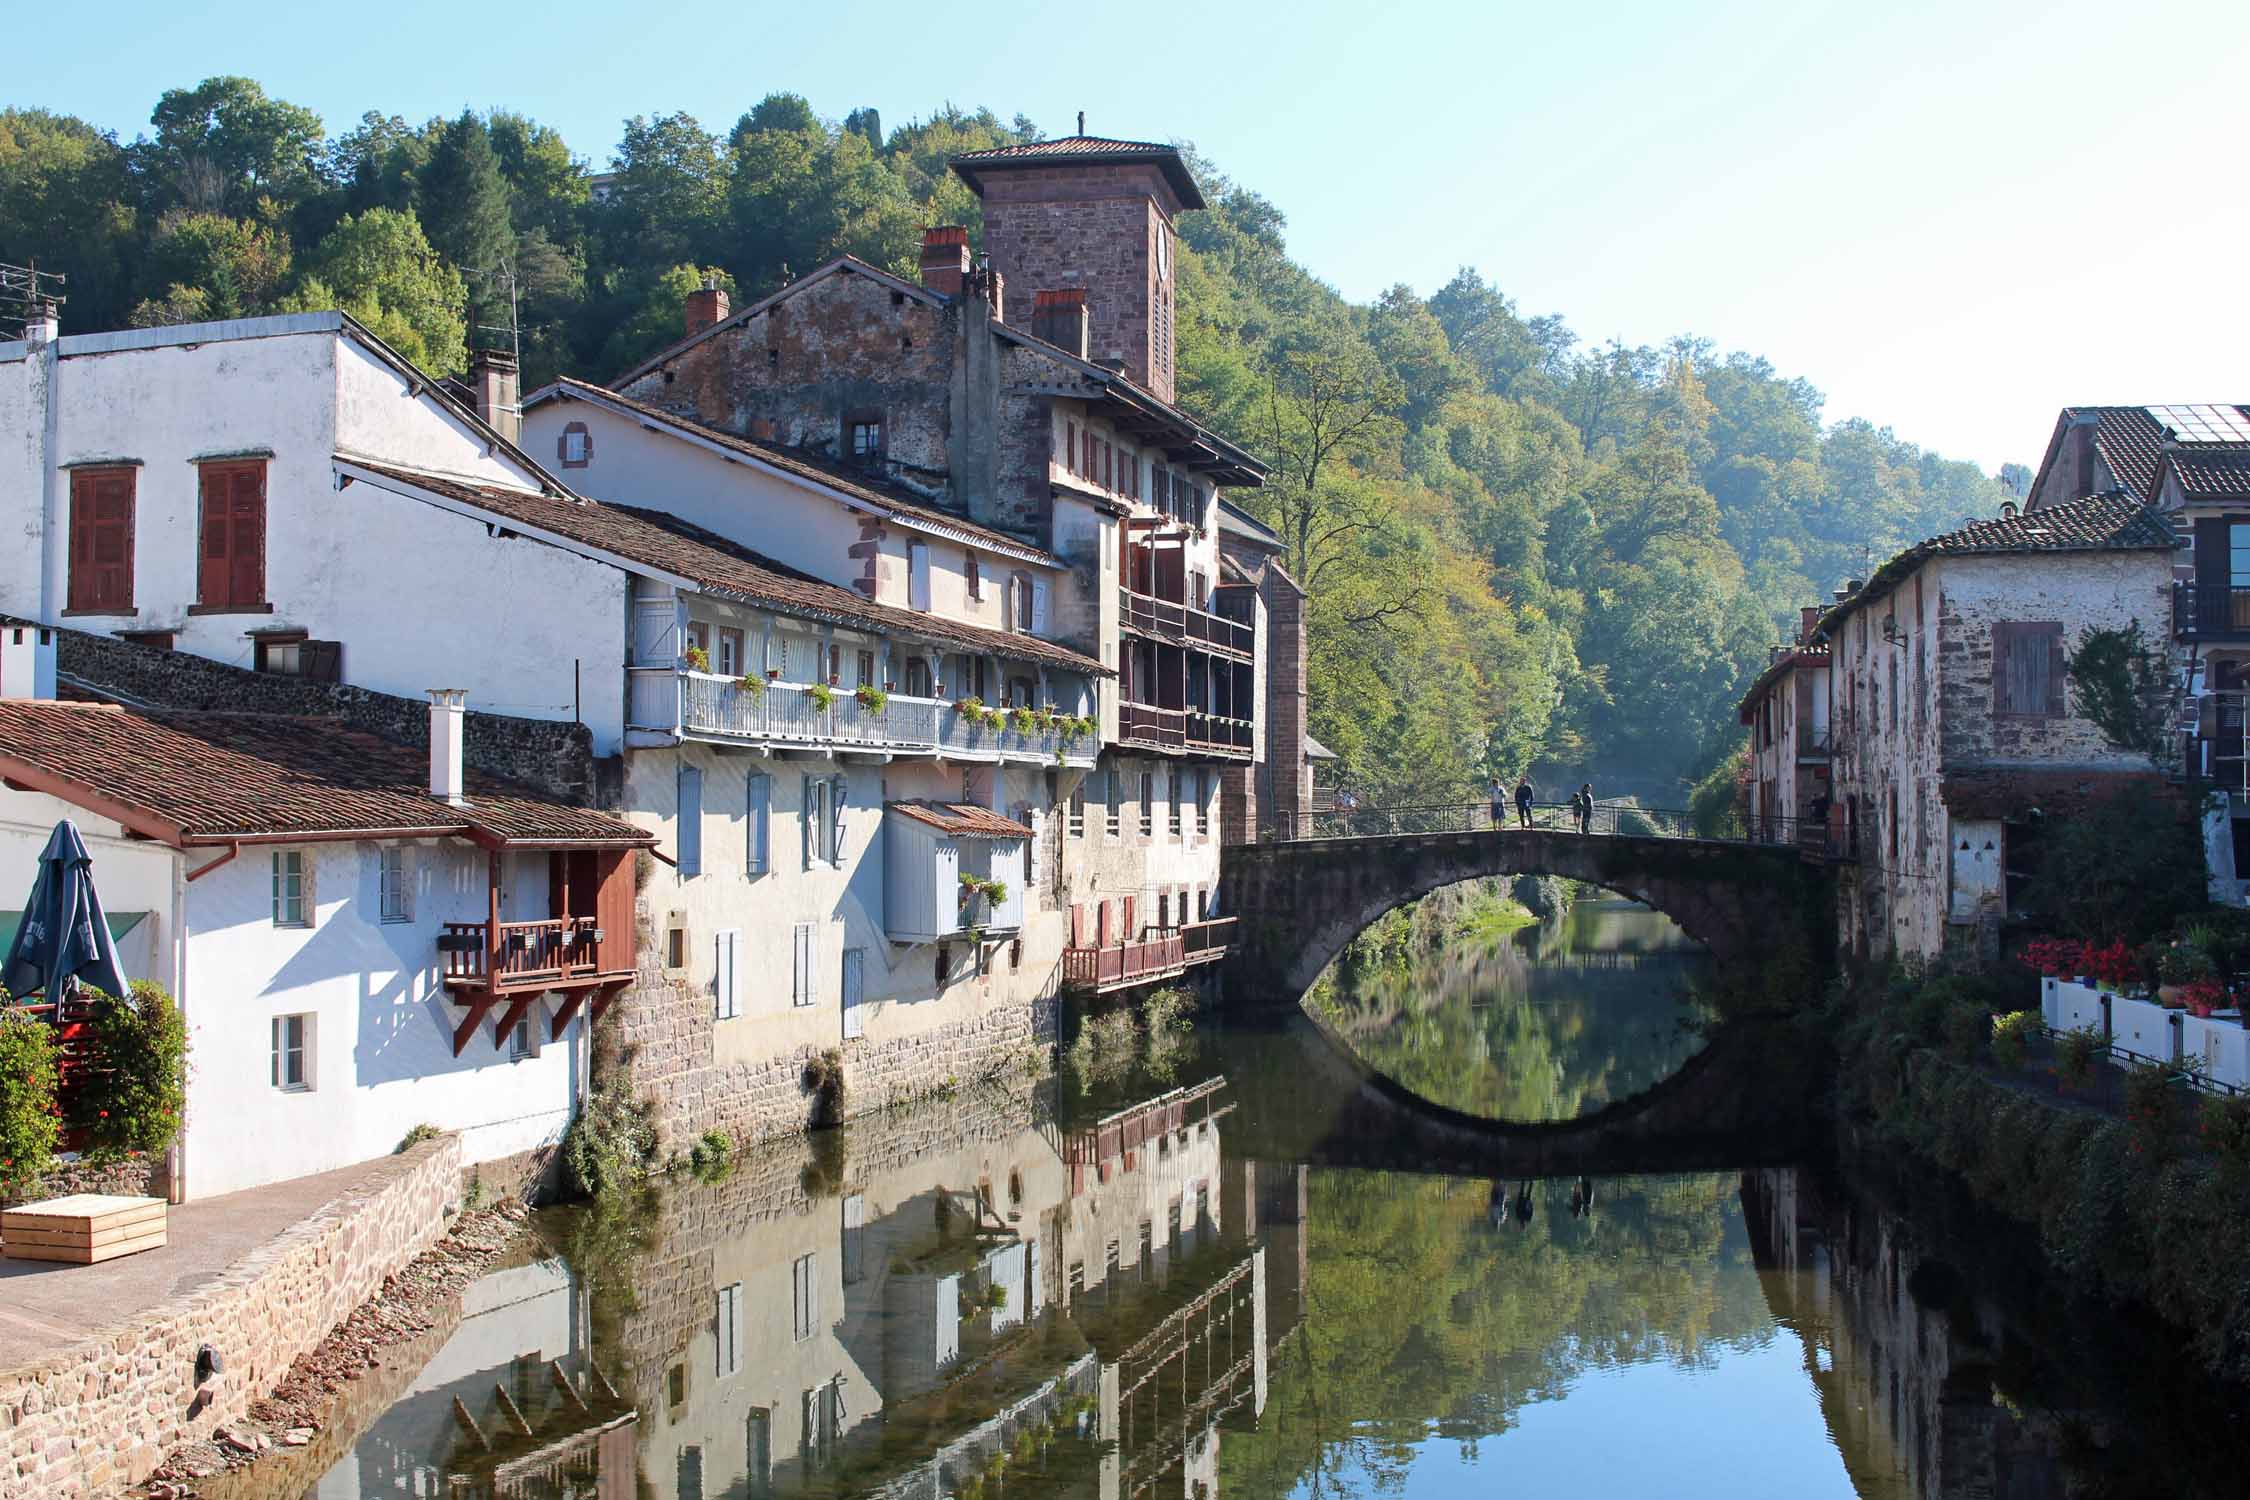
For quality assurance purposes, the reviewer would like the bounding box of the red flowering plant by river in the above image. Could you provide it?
[2081,938,2145,994]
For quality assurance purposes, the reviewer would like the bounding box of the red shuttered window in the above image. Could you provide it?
[67,468,135,613]
[198,461,266,609]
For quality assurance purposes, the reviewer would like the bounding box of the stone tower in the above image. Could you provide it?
[950,136,1203,403]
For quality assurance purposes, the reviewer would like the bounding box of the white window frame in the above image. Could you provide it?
[271,849,309,927]
[792,921,817,1008]
[271,1013,312,1091]
[378,844,412,924]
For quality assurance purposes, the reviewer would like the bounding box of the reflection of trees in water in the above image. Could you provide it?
[1315,900,1716,1122]
[1220,1168,1774,1499]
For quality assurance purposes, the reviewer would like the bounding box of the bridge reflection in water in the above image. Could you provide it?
[255,1057,2250,1498]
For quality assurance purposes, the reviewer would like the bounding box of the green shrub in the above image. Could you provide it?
[563,1063,658,1199]
[1990,1010,2040,1071]
[77,982,188,1163]
[1942,1001,1989,1063]
[2122,1059,2180,1160]
[1141,987,1195,1037]
[0,1004,61,1202]
[396,1122,443,1152]
[687,1128,734,1179]
[2198,1092,2250,1165]
[803,1048,847,1127]
[2054,1025,2101,1088]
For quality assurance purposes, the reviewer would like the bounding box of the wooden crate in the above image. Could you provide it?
[2,1194,167,1264]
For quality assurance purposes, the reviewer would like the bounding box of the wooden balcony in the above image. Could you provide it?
[642,673,1098,766]
[1117,703,1254,761]
[440,847,637,1056]
[1061,919,1233,993]
[1121,589,1254,660]
[2177,583,2250,640]
[1064,1077,1226,1169]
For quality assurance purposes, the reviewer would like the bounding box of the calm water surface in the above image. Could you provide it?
[242,901,2250,1499]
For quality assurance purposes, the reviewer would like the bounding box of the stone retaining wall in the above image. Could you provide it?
[0,1153,167,1211]
[613,944,1056,1156]
[0,1135,462,1498]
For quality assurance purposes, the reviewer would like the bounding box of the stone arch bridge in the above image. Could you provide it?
[1216,819,1833,1012]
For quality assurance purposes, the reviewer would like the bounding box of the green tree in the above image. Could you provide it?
[128,210,293,326]
[0,110,140,331]
[290,207,468,374]
[418,111,516,336]
[139,75,324,213]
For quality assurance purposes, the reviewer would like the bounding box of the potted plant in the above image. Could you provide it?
[2158,942,2217,1007]
[855,684,889,713]
[808,682,836,712]
[1009,706,1035,735]
[735,674,764,698]
[766,667,781,681]
[682,643,710,673]
[2182,977,2226,1018]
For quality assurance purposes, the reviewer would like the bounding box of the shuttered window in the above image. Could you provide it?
[791,1252,817,1340]
[197,460,266,609]
[714,928,741,1019]
[908,545,932,611]
[677,765,703,876]
[792,921,816,1006]
[715,1283,743,1377]
[746,773,771,874]
[67,468,135,613]
[1991,621,2064,718]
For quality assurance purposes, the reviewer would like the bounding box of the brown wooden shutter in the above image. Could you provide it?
[300,640,342,683]
[1992,621,2065,718]
[69,470,135,612]
[199,462,267,607]
[595,849,637,972]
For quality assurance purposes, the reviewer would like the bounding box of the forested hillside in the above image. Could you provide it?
[1,81,2016,796]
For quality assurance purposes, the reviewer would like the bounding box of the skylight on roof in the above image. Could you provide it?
[2148,404,2250,444]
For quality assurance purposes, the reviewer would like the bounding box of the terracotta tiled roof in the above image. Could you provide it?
[1813,491,2175,639]
[2086,407,2171,499]
[886,801,1032,839]
[0,700,651,847]
[537,378,1062,566]
[2165,448,2250,500]
[341,460,1111,678]
[1915,491,2175,555]
[1736,647,1831,720]
[950,136,1205,209]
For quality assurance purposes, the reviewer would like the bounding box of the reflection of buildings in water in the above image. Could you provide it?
[309,1255,635,1499]
[618,1083,1307,1499]
[1740,1169,2062,1500]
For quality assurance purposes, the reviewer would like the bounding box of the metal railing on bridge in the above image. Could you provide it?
[1250,799,1836,857]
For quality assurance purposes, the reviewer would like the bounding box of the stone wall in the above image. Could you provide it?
[42,622,603,806]
[609,914,1056,1159]
[0,1133,461,1498]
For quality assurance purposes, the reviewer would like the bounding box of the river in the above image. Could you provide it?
[236,898,2250,1498]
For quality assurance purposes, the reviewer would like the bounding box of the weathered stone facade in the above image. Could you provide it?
[32,621,603,806]
[0,1153,167,1210]
[0,1135,459,1498]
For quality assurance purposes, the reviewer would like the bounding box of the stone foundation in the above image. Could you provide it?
[460,1142,565,1209]
[0,1151,168,1210]
[611,953,1057,1157]
[0,1135,461,1497]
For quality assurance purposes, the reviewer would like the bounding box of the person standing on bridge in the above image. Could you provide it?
[1489,777,1507,830]
[1577,782,1595,834]
[1514,775,1535,829]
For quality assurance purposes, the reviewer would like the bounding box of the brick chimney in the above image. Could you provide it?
[468,348,520,444]
[920,226,970,297]
[684,278,730,337]
[1799,606,1820,644]
[1031,289,1089,359]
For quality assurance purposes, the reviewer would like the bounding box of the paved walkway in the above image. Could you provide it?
[0,1156,403,1371]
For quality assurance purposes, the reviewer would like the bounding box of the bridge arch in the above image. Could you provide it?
[1216,826,1830,1012]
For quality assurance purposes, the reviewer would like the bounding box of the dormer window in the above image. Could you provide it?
[847,412,884,465]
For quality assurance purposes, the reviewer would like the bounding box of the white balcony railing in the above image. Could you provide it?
[639,672,1099,764]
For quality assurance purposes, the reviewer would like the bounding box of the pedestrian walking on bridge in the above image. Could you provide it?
[1514,775,1535,829]
[1577,782,1595,834]
[1489,777,1507,831]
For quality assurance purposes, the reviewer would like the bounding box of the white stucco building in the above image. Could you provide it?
[0,640,650,1200]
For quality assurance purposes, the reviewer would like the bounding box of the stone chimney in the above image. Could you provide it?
[0,624,56,701]
[1799,606,1820,644]
[920,226,970,297]
[1031,289,1089,359]
[427,689,469,807]
[684,278,730,337]
[468,348,520,444]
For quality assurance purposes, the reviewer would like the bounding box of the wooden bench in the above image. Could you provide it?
[2,1194,167,1264]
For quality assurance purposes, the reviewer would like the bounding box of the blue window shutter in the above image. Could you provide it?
[678,765,703,877]
[747,773,770,874]
[801,775,814,870]
[831,774,848,864]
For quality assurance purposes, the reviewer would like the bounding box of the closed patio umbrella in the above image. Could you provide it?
[2,819,130,1003]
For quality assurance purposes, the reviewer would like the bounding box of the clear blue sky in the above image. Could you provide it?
[18,0,2249,473]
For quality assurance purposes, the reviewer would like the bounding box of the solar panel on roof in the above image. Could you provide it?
[2148,404,2250,444]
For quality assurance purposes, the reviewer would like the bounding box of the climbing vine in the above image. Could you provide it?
[2064,620,2173,760]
